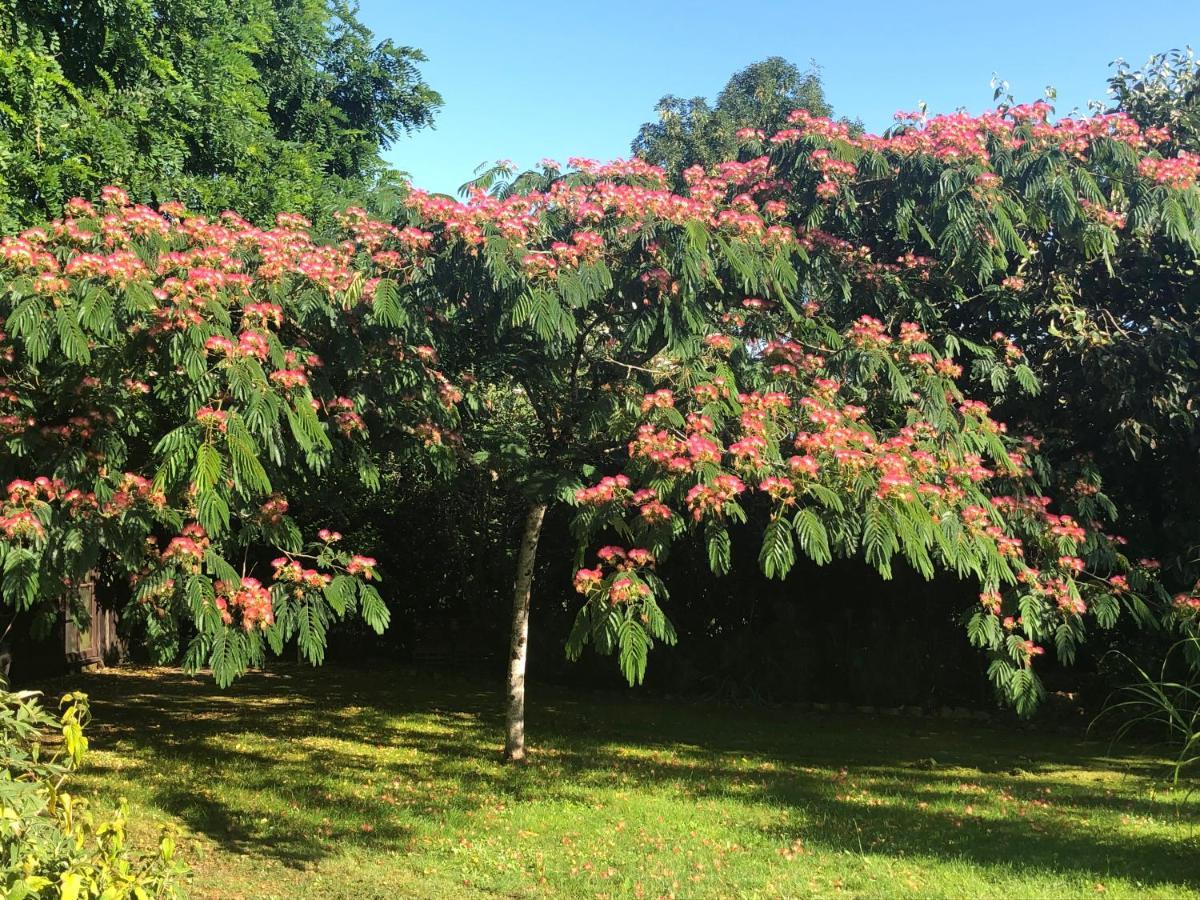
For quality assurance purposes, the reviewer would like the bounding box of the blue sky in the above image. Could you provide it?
[357,1,1199,195]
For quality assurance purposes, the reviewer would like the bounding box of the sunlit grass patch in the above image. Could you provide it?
[58,665,1200,899]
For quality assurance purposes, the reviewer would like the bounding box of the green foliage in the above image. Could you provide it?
[1110,48,1200,152]
[758,517,795,580]
[0,0,441,228]
[1097,637,1200,783]
[632,57,835,185]
[525,98,1197,707]
[566,570,677,686]
[0,687,185,898]
[0,199,454,684]
[8,49,1200,725]
[757,60,1200,599]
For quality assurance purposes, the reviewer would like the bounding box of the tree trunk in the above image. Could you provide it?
[503,502,547,763]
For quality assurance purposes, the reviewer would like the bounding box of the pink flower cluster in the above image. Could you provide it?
[774,105,1171,167]
[570,309,1133,655]
[215,577,274,630]
[1173,591,1200,618]
[685,474,746,521]
[196,406,228,432]
[260,494,289,525]
[269,369,308,390]
[321,396,366,436]
[573,545,656,604]
[640,389,675,413]
[205,330,270,360]
[271,556,332,590]
[163,524,210,572]
[1137,151,1200,190]
[0,508,44,540]
[0,194,459,441]
[575,474,632,505]
[347,555,378,579]
[2,471,165,531]
[1079,199,1127,230]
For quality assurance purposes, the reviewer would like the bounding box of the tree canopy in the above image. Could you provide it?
[0,190,458,685]
[632,57,834,184]
[0,0,441,229]
[5,35,1200,762]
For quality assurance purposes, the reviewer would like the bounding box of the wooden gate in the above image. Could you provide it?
[62,581,124,667]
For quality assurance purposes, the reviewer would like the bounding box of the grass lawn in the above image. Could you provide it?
[56,664,1198,899]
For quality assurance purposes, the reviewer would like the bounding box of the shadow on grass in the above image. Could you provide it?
[60,664,1200,887]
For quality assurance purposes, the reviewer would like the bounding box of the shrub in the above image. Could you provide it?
[0,687,185,898]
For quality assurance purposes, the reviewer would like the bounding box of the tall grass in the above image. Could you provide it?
[1096,637,1200,784]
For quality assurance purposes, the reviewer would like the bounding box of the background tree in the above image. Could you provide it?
[0,0,441,229]
[1096,50,1200,590]
[632,57,833,186]
[1110,48,1200,152]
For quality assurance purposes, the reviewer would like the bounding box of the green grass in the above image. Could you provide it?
[58,665,1199,899]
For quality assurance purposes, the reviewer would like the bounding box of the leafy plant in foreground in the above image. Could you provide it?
[0,687,185,898]
[1098,589,1200,783]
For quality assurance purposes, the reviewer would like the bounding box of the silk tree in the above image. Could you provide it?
[0,194,456,683]
[393,124,1181,759]
[402,157,795,760]
[4,97,1197,764]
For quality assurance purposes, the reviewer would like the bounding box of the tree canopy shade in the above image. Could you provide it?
[0,0,441,230]
[4,89,1200,759]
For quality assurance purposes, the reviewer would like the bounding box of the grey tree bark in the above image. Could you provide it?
[503,502,547,763]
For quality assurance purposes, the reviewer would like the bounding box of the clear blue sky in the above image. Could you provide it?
[357,1,1199,195]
